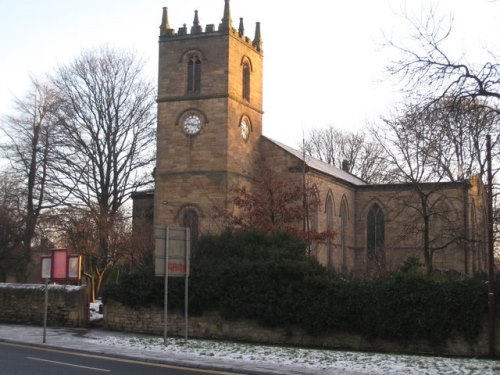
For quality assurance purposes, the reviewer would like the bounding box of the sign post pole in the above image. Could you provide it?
[486,134,496,357]
[184,228,190,341]
[163,227,169,345]
[43,278,49,343]
[156,226,190,344]
[40,256,52,344]
[40,249,80,344]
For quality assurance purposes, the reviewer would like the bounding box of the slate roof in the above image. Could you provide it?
[264,137,367,186]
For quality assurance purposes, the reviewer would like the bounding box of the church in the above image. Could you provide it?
[133,0,488,277]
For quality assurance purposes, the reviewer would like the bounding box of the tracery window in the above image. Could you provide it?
[187,55,201,93]
[470,200,478,273]
[367,204,384,254]
[326,195,334,233]
[309,190,319,233]
[326,194,334,268]
[182,208,199,243]
[340,197,348,267]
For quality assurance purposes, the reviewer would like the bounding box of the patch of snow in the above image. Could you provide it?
[89,302,102,313]
[0,283,47,290]
[89,310,103,322]
[82,335,500,375]
[0,282,85,292]
[89,300,103,322]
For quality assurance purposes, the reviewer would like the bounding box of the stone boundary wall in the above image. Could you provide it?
[0,283,88,327]
[105,299,500,357]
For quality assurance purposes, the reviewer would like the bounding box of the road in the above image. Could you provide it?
[0,342,241,375]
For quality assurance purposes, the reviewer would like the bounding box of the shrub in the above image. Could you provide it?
[103,270,162,308]
[104,230,493,344]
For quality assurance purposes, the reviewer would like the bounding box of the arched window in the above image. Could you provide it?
[326,195,334,233]
[187,55,201,93]
[470,200,478,274]
[367,204,384,254]
[325,194,334,269]
[309,189,319,233]
[340,197,348,268]
[307,188,320,256]
[242,62,250,101]
[429,199,460,270]
[182,208,199,243]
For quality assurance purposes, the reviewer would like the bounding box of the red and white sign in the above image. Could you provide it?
[40,249,82,281]
[155,227,191,277]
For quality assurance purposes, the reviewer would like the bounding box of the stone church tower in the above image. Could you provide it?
[154,1,263,239]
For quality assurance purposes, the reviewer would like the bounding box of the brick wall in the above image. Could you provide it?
[105,299,500,357]
[0,283,88,327]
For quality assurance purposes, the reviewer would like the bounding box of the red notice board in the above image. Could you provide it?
[40,249,82,282]
[52,249,68,280]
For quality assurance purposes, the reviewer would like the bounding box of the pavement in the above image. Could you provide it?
[0,324,346,375]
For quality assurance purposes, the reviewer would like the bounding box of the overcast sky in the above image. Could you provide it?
[0,0,498,148]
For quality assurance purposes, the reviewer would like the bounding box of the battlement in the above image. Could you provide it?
[159,1,262,52]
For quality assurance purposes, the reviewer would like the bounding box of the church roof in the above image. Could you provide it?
[264,137,367,186]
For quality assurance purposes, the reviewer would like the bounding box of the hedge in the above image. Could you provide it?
[104,230,495,345]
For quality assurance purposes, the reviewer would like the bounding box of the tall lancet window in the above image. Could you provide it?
[183,208,199,243]
[242,62,250,101]
[306,188,320,256]
[340,197,348,268]
[367,204,384,254]
[187,55,201,93]
[309,190,319,233]
[326,194,334,269]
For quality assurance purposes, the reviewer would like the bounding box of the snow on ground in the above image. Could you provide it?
[89,310,103,322]
[85,335,500,374]
[89,301,103,322]
[0,282,84,291]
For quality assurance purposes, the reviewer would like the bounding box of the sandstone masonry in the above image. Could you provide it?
[0,283,88,327]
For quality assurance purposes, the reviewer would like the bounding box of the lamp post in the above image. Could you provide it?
[486,134,496,358]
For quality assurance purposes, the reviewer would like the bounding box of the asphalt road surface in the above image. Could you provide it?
[0,342,241,375]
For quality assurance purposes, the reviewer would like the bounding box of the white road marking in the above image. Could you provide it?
[27,356,111,372]
[1,342,238,375]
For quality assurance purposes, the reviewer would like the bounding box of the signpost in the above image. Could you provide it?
[155,227,190,343]
[39,249,82,343]
[40,255,53,344]
[43,277,49,343]
[486,134,496,358]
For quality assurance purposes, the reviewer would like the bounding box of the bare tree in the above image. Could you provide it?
[214,167,333,255]
[50,47,156,293]
[425,99,500,182]
[386,6,500,265]
[0,78,59,280]
[302,126,390,183]
[53,206,132,300]
[125,220,154,273]
[386,7,500,111]
[0,172,24,281]
[372,104,466,274]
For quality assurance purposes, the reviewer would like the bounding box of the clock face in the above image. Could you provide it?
[240,119,250,140]
[183,114,202,135]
